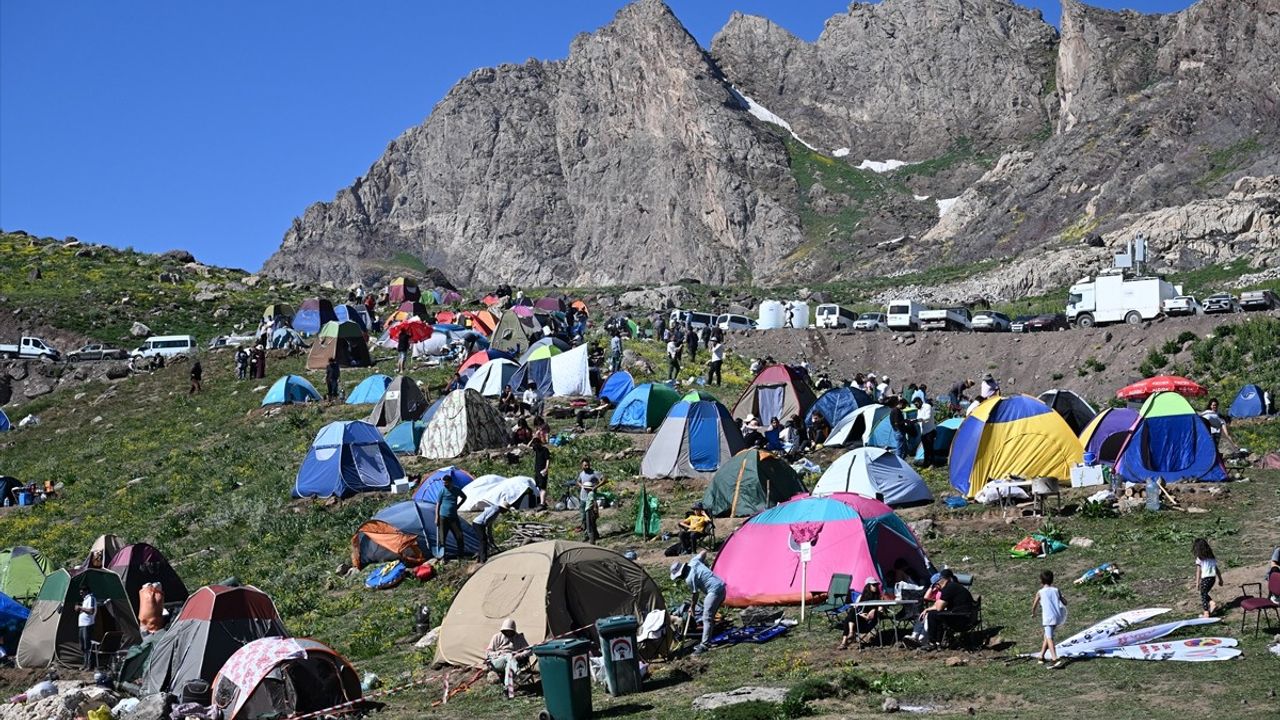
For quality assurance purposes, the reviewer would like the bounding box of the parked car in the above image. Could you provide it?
[208,334,256,350]
[0,336,60,361]
[1202,293,1242,314]
[131,335,197,359]
[715,313,756,331]
[1025,313,1069,331]
[852,312,887,331]
[1010,315,1034,333]
[971,311,1011,332]
[1161,296,1202,317]
[66,343,129,362]
[1240,289,1279,311]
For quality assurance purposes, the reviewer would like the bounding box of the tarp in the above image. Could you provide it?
[610,383,680,432]
[435,541,664,667]
[346,374,392,405]
[813,447,933,507]
[641,400,746,478]
[0,547,51,605]
[732,364,817,423]
[712,493,928,607]
[419,389,509,459]
[703,448,806,517]
[212,637,361,720]
[464,359,519,397]
[1228,384,1267,418]
[549,344,591,396]
[367,376,428,432]
[351,500,479,568]
[1079,407,1140,465]
[1039,389,1098,435]
[1114,392,1226,483]
[599,371,635,405]
[457,474,539,512]
[806,387,872,429]
[293,421,404,498]
[949,395,1083,499]
[262,375,320,406]
[17,568,142,669]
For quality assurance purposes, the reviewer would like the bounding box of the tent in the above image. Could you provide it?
[732,364,817,423]
[1114,392,1227,483]
[346,374,392,405]
[0,547,51,605]
[1079,407,1140,465]
[0,476,20,507]
[0,408,9,432]
[269,327,305,349]
[703,448,806,517]
[460,310,498,336]
[84,534,125,569]
[534,296,567,313]
[140,585,287,695]
[419,389,509,459]
[549,344,591,396]
[457,475,538,512]
[641,400,746,478]
[212,637,361,720]
[333,304,370,331]
[949,395,1083,499]
[366,376,428,432]
[262,303,294,322]
[519,336,570,363]
[306,321,371,370]
[609,383,681,432]
[914,416,963,466]
[292,298,337,335]
[1038,389,1098,435]
[106,544,189,613]
[823,404,897,450]
[812,447,933,507]
[599,371,635,405]
[806,387,872,429]
[464,359,518,398]
[262,375,320,406]
[489,311,537,354]
[506,342,564,397]
[388,277,420,304]
[385,420,426,455]
[410,466,475,503]
[0,592,29,655]
[292,421,404,499]
[713,493,929,607]
[351,500,479,568]
[458,349,515,375]
[17,568,142,669]
[681,390,719,402]
[435,540,664,667]
[1229,383,1268,418]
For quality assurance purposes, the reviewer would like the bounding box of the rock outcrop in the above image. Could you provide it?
[263,0,803,288]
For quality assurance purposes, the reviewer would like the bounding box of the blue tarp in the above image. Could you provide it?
[599,371,635,405]
[411,466,475,503]
[1229,384,1267,418]
[347,374,392,404]
[293,421,404,498]
[806,387,872,428]
[0,591,29,650]
[262,375,320,406]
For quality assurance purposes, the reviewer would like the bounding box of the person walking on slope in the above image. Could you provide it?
[396,327,412,374]
[706,339,724,386]
[1031,570,1068,669]
[671,550,726,654]
[578,460,602,543]
[1192,537,1224,617]
[667,338,682,381]
[189,359,203,395]
[325,357,341,401]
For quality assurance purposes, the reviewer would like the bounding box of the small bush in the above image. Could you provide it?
[1050,372,1064,381]
[1160,339,1182,355]
[709,701,785,720]
[1176,330,1199,345]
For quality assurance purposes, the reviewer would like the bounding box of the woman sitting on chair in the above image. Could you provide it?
[838,577,883,650]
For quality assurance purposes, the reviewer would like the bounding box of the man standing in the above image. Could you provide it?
[531,436,550,508]
[578,459,602,543]
[671,550,726,654]
[914,396,937,467]
[396,327,412,374]
[325,357,341,401]
[666,338,682,381]
[434,475,467,561]
[189,359,203,395]
[685,326,699,362]
[889,397,910,459]
[609,332,623,373]
[706,339,724,387]
[76,586,96,669]
[472,502,509,563]
[234,347,249,380]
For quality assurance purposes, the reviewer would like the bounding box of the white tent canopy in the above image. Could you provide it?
[812,446,933,507]
[465,359,519,397]
[824,403,889,447]
[550,344,591,397]
[458,474,539,511]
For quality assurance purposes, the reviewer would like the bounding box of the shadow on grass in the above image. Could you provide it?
[596,702,657,717]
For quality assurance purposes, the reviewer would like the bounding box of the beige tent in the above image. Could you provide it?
[418,389,508,459]
[83,534,124,569]
[434,540,664,667]
[367,376,428,432]
[488,310,536,355]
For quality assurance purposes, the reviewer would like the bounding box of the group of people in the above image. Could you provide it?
[662,321,727,387]
[233,345,268,380]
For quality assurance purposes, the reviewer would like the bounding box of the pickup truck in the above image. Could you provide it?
[1161,296,1201,317]
[971,311,1011,332]
[0,336,61,361]
[66,343,129,362]
[919,307,972,331]
[1240,289,1278,311]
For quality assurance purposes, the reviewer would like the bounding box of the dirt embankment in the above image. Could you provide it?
[718,310,1278,405]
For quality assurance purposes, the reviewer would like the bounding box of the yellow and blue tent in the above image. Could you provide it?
[949,395,1082,498]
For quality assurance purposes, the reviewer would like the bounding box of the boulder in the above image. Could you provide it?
[193,290,222,303]
[692,687,788,711]
[130,322,152,338]
[23,379,53,399]
[618,285,690,311]
[882,697,901,713]
[162,249,196,263]
[123,693,171,720]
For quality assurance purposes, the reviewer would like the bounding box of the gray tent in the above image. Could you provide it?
[418,389,509,459]
[367,376,428,432]
[1039,389,1097,435]
[489,311,536,355]
[17,568,141,669]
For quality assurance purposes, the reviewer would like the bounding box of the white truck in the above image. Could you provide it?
[886,299,924,331]
[814,304,857,329]
[919,307,972,331]
[1066,272,1179,328]
[0,336,61,361]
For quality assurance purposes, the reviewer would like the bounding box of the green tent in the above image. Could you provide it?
[318,320,364,339]
[682,390,719,402]
[703,448,806,518]
[16,568,141,669]
[0,547,51,606]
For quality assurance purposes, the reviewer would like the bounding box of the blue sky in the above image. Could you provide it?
[0,1,1195,271]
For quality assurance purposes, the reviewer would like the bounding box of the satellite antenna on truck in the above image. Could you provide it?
[1113,234,1146,276]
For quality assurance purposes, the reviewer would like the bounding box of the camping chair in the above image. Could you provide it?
[937,596,983,649]
[91,631,127,673]
[1239,574,1280,636]
[693,521,718,552]
[807,573,853,630]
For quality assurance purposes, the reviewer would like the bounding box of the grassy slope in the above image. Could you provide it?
[2,245,1280,719]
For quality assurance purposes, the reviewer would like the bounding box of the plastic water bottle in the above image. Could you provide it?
[1145,478,1160,511]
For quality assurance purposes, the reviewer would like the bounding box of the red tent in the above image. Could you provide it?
[1116,375,1206,400]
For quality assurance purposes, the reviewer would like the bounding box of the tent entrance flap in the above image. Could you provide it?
[757,386,785,425]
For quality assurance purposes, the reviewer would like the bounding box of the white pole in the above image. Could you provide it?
[800,559,807,622]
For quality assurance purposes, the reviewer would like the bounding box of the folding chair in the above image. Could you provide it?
[807,573,853,630]
[1239,574,1280,637]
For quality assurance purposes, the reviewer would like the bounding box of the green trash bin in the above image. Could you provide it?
[595,615,642,696]
[532,638,593,720]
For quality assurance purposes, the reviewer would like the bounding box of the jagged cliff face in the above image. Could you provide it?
[262,0,803,288]
[266,0,1279,292]
[710,0,1059,159]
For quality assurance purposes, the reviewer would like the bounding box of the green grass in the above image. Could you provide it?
[1198,136,1263,187]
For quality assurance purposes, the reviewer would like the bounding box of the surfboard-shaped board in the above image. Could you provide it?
[1095,638,1240,662]
[1057,608,1170,649]
[1061,617,1219,657]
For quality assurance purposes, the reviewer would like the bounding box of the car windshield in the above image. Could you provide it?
[858,313,877,320]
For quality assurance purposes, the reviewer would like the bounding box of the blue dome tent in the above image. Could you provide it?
[0,409,10,432]
[598,371,635,405]
[806,387,872,429]
[262,375,320,406]
[386,420,427,454]
[609,383,681,432]
[1115,392,1226,483]
[346,374,392,405]
[640,400,746,478]
[293,421,405,498]
[1228,384,1268,418]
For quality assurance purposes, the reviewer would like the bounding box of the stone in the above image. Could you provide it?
[161,249,196,263]
[193,290,221,302]
[1069,537,1094,548]
[692,687,788,711]
[23,379,53,398]
[618,285,691,311]
[123,692,171,720]
[945,656,968,667]
[881,697,901,713]
[415,627,441,648]
[908,519,934,538]
[130,321,151,338]
[213,307,230,319]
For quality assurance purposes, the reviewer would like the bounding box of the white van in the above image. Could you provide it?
[716,313,756,331]
[886,299,924,331]
[815,304,857,329]
[132,335,197,359]
[669,309,716,330]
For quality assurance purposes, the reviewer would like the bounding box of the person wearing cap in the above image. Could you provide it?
[678,502,714,553]
[838,577,884,650]
[472,501,511,564]
[485,618,531,697]
[917,569,975,649]
[670,550,726,654]
[578,459,602,543]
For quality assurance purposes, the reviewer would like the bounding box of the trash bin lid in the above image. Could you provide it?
[532,638,593,657]
[595,615,638,632]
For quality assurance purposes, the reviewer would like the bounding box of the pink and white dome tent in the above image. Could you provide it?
[712,493,929,607]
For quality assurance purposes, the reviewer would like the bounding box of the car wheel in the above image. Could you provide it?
[1124,311,1142,325]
